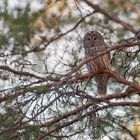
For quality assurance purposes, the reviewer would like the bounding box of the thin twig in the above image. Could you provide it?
[83,0,136,33]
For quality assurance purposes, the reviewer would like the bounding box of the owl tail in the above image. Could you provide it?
[95,74,109,95]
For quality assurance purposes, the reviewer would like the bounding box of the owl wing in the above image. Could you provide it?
[84,49,93,72]
[98,43,110,68]
[104,44,110,67]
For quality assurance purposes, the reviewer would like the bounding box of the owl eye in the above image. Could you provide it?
[87,37,91,41]
[93,37,97,40]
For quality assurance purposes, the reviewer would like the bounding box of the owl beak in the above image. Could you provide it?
[92,36,96,41]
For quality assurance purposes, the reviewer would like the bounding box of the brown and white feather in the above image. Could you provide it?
[83,31,110,95]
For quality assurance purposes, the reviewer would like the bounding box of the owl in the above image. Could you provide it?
[83,31,110,95]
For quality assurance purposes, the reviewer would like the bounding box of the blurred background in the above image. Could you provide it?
[0,0,140,140]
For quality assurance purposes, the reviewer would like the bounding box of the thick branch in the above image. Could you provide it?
[65,40,140,77]
[106,69,140,91]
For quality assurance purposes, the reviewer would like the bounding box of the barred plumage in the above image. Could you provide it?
[83,31,110,95]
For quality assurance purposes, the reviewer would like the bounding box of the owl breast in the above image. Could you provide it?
[85,43,109,72]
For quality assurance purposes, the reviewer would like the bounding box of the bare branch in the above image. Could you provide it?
[0,65,46,80]
[83,0,136,33]
[106,69,140,91]
[65,40,140,77]
[36,101,140,140]
[17,11,95,55]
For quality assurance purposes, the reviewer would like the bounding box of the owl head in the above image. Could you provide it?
[83,31,104,49]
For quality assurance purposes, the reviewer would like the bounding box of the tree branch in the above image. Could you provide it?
[65,40,140,78]
[83,0,136,33]
[36,101,140,140]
